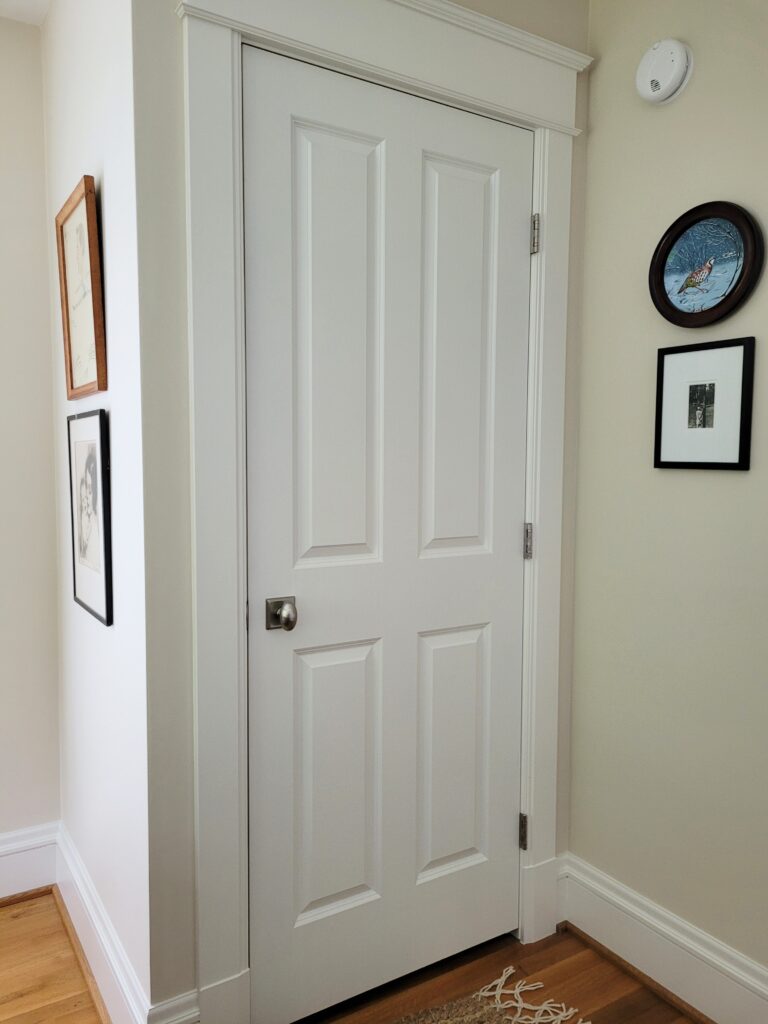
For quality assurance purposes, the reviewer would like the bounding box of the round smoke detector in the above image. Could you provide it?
[636,39,693,104]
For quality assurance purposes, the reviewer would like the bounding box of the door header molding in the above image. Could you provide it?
[177,0,591,136]
[389,0,592,71]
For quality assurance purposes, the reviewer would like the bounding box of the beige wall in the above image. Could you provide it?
[453,0,589,51]
[0,17,59,833]
[572,0,768,966]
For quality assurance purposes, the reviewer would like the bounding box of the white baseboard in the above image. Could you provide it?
[559,852,768,1024]
[0,822,58,898]
[0,822,201,1024]
[56,825,151,1024]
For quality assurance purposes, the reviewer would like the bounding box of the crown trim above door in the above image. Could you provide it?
[178,3,591,1020]
[176,0,590,136]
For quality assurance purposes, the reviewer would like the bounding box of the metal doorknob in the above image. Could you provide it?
[279,601,298,630]
[265,596,298,631]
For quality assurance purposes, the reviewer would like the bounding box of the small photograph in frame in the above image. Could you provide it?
[654,337,755,470]
[55,175,107,399]
[67,410,113,624]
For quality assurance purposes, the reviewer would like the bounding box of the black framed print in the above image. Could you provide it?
[654,337,755,470]
[649,202,764,328]
[67,409,113,624]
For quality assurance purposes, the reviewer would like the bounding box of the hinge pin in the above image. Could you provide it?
[524,522,533,560]
[530,213,541,255]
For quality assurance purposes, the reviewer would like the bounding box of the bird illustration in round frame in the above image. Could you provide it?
[649,201,764,327]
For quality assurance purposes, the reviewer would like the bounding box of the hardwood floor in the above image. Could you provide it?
[0,888,104,1024]
[299,929,706,1024]
[0,892,713,1024]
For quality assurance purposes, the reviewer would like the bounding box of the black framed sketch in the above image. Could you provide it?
[654,337,755,470]
[649,202,763,327]
[67,410,113,624]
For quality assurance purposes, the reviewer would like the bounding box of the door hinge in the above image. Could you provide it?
[523,522,534,560]
[519,812,529,851]
[246,599,249,631]
[530,213,541,255]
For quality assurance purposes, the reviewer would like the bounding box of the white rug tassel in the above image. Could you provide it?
[475,965,591,1024]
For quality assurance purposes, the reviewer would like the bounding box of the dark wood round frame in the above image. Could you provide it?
[649,201,764,328]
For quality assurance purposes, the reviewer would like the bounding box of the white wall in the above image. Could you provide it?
[132,0,196,1003]
[0,16,59,835]
[572,0,768,968]
[42,0,150,998]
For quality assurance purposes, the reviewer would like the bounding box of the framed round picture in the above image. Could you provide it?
[649,201,764,327]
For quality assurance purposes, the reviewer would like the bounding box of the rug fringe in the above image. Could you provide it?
[474,965,591,1024]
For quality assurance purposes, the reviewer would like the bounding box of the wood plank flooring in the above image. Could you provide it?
[300,929,702,1024]
[0,891,711,1024]
[0,890,102,1024]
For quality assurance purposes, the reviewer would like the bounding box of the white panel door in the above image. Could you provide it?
[244,46,533,1024]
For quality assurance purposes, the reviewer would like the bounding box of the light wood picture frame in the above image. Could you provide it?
[55,175,107,399]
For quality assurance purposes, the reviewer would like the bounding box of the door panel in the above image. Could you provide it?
[293,122,383,563]
[294,639,382,923]
[417,624,490,879]
[244,46,533,1023]
[421,157,498,553]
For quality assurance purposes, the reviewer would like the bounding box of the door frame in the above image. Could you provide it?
[178,3,591,1021]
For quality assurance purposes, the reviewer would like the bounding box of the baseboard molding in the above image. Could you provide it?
[56,825,150,1024]
[0,823,200,1023]
[559,852,768,1024]
[0,822,58,898]
[53,883,113,1024]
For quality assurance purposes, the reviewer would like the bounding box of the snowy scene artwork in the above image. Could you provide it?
[649,202,763,327]
[666,218,743,313]
[654,338,754,470]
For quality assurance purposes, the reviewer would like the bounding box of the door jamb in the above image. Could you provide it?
[179,3,591,1019]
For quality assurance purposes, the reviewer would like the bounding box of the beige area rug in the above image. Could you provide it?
[395,966,591,1024]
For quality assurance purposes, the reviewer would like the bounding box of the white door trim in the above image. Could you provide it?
[178,3,591,1020]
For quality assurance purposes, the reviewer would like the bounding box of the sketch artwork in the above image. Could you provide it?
[68,410,112,623]
[76,441,101,572]
[62,196,97,389]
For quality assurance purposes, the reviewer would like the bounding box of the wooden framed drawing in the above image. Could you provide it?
[55,175,107,398]
[654,337,755,470]
[649,202,764,328]
[67,410,113,624]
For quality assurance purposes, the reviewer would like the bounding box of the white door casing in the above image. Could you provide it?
[244,48,533,1021]
[180,3,591,1021]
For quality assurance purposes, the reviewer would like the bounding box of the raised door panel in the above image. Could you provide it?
[417,625,490,883]
[293,122,383,565]
[420,156,499,556]
[294,639,382,924]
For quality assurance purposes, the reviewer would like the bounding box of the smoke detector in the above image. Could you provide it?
[636,39,693,104]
